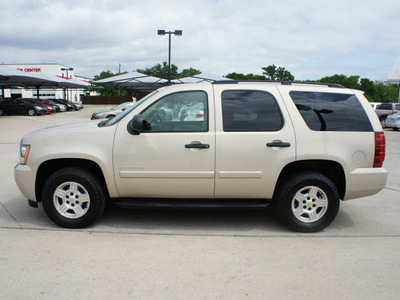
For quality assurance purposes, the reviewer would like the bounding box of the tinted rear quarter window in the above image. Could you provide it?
[377,103,392,110]
[290,91,373,132]
[222,90,283,131]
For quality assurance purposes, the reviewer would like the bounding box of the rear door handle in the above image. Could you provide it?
[185,143,210,149]
[266,141,291,148]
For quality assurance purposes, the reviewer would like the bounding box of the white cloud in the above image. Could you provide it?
[1,0,400,80]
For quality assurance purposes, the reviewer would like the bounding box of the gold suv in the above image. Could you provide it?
[15,81,388,232]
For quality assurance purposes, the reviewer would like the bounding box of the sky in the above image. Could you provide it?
[1,0,400,81]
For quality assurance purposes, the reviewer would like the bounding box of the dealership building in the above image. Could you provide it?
[1,63,90,101]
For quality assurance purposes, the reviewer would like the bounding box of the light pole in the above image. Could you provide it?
[61,67,73,100]
[157,30,182,84]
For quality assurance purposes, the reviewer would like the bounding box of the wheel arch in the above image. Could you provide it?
[35,159,110,203]
[273,160,346,200]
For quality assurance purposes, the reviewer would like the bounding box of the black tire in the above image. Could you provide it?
[41,167,106,228]
[28,109,36,116]
[275,172,340,232]
[380,118,386,128]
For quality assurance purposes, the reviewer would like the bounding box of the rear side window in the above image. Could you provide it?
[377,103,392,110]
[290,91,373,132]
[222,90,283,131]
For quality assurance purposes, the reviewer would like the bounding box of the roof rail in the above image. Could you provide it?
[212,80,344,88]
[212,80,238,84]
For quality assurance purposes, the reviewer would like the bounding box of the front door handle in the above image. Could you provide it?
[185,143,210,149]
[266,141,291,148]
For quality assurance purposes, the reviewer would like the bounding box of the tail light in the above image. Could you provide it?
[195,113,204,118]
[374,132,386,168]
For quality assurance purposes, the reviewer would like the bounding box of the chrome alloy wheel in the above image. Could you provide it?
[53,181,90,219]
[291,186,328,223]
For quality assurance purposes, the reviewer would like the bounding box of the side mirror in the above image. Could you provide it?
[128,114,143,135]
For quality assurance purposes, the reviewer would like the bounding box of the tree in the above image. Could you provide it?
[262,64,295,81]
[180,67,201,78]
[93,70,125,81]
[137,62,178,79]
[92,70,135,97]
[319,74,399,102]
[319,74,361,90]
[360,78,375,97]
[137,62,200,79]
[225,72,267,80]
[373,82,399,102]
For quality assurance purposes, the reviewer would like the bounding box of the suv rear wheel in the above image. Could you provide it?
[275,172,340,232]
[42,167,106,228]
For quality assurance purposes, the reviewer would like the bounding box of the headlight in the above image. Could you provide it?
[20,144,31,164]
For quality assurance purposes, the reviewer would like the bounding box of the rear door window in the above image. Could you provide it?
[221,90,283,131]
[290,91,373,132]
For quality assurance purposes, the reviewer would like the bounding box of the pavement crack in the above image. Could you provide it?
[0,201,23,228]
[384,187,400,192]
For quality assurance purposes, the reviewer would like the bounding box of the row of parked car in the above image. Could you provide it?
[0,98,83,116]
[371,102,400,130]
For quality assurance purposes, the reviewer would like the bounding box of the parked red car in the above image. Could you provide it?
[23,99,56,114]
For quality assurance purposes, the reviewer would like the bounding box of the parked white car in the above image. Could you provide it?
[179,102,205,121]
[385,113,400,130]
[15,81,388,232]
[91,102,135,119]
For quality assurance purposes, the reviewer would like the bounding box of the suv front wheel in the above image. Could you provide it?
[41,167,106,228]
[275,172,340,232]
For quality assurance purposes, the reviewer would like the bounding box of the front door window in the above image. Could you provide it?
[140,91,208,132]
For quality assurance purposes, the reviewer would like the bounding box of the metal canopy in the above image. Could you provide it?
[172,72,232,84]
[0,65,90,89]
[92,71,231,91]
[0,66,58,89]
[93,71,167,91]
[387,56,400,85]
[0,65,90,99]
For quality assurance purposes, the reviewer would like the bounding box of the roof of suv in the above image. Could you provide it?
[212,80,345,89]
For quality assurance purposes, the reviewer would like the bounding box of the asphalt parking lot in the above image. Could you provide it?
[1,106,400,299]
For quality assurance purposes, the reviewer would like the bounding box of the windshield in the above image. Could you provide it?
[102,90,159,127]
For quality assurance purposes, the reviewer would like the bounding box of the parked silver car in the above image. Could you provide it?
[385,113,400,130]
[72,101,83,110]
[91,102,135,120]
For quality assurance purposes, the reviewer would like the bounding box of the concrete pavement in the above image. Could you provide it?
[0,106,399,299]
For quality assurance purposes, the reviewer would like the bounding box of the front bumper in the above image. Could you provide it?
[91,113,104,120]
[36,108,47,115]
[385,121,400,129]
[14,163,37,202]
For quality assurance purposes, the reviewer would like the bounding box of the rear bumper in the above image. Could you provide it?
[344,167,388,200]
